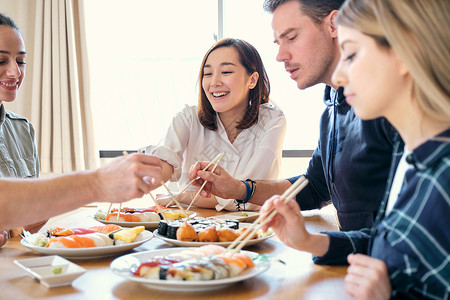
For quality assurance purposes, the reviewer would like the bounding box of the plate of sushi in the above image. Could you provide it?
[93,206,196,229]
[20,225,153,259]
[154,217,275,247]
[110,245,271,291]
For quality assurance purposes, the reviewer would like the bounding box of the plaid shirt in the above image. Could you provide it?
[314,129,450,299]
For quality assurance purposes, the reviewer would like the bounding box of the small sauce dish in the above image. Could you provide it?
[14,255,86,287]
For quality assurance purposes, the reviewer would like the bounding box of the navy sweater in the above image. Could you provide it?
[288,86,398,231]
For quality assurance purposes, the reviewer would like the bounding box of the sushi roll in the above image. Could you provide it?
[132,245,255,281]
[157,220,168,236]
[162,260,214,281]
[226,220,239,230]
[166,221,181,239]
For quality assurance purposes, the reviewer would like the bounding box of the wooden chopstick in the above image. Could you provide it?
[227,176,309,252]
[160,181,190,219]
[180,152,224,194]
[116,203,122,221]
[148,192,170,224]
[108,151,131,221]
[134,148,170,224]
[164,152,225,207]
[106,202,113,217]
[186,152,225,211]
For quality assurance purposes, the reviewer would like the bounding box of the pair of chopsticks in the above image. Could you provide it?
[106,150,171,223]
[164,152,225,209]
[226,176,309,253]
[152,152,225,223]
[186,152,225,211]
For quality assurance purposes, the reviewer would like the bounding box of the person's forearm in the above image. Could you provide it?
[0,171,101,229]
[160,160,174,184]
[247,179,292,206]
[300,233,330,257]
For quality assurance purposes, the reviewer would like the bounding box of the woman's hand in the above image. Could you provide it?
[260,196,310,250]
[260,196,330,256]
[345,253,391,300]
[188,162,244,199]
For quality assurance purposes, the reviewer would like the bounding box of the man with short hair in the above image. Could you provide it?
[189,0,398,231]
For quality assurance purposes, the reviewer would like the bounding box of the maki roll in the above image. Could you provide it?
[225,220,239,230]
[157,220,168,236]
[166,221,182,239]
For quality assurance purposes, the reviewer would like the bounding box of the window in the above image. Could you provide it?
[84,0,323,153]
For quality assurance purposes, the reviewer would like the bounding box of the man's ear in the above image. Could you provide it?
[326,10,339,39]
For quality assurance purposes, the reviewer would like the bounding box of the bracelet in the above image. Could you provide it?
[237,180,251,204]
[246,178,257,199]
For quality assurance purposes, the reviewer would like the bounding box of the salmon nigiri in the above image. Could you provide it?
[47,233,113,248]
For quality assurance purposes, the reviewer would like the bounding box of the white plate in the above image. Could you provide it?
[20,231,153,259]
[14,255,86,287]
[110,248,270,291]
[153,223,275,247]
[94,212,197,229]
[93,218,160,229]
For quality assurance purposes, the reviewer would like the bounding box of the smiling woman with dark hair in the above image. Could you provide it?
[147,38,286,211]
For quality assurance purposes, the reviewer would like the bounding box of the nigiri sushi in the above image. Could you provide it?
[105,211,160,222]
[47,232,113,248]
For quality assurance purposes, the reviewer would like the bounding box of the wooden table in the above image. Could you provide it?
[0,204,352,300]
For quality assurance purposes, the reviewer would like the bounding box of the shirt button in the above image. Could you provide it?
[406,154,414,164]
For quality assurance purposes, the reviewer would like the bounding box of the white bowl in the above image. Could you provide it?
[14,255,86,287]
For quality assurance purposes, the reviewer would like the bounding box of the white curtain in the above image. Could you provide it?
[30,0,98,173]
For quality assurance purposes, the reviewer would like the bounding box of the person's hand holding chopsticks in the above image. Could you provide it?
[188,161,245,200]
[259,196,330,257]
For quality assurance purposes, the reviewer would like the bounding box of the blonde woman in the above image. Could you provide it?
[260,0,450,299]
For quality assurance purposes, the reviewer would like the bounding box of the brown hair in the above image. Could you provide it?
[198,38,270,131]
[263,0,344,25]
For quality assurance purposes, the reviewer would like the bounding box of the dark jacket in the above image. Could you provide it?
[288,86,398,231]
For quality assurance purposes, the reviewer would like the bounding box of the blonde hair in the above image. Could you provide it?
[336,0,450,125]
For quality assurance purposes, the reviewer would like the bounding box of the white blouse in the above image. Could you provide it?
[146,103,286,211]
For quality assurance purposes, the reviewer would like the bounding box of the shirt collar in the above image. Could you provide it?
[0,104,5,125]
[323,85,346,107]
[406,128,450,171]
